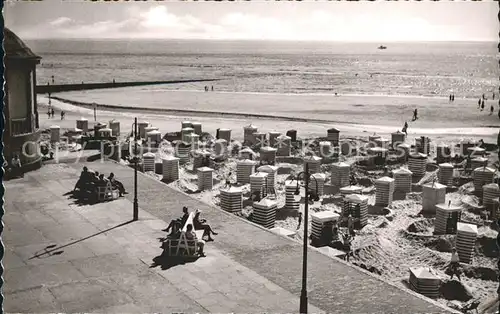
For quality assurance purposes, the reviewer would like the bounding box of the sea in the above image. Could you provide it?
[27,39,498,99]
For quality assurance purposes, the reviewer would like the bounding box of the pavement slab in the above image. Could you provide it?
[3,161,454,313]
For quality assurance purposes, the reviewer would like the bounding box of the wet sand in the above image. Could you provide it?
[55,87,500,129]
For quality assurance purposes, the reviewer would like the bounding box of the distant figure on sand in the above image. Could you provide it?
[297,212,303,230]
[402,121,408,136]
[481,99,485,111]
[412,109,418,121]
[204,86,208,92]
[478,98,481,109]
[51,108,55,118]
[343,235,352,262]
[451,94,454,101]
[60,111,65,120]
[211,85,214,91]
[448,247,461,281]
[490,105,494,115]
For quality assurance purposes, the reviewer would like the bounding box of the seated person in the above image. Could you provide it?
[108,172,127,196]
[74,166,92,191]
[97,174,109,187]
[193,209,218,241]
[9,154,23,178]
[163,207,190,234]
[185,224,205,256]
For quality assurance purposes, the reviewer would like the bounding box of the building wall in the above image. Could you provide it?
[7,67,29,119]
[4,61,42,171]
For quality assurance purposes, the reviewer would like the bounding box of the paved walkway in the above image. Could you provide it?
[3,161,453,313]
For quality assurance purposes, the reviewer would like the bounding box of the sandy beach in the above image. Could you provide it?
[40,90,498,143]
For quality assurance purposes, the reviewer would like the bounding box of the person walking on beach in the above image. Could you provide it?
[448,247,461,281]
[51,108,55,118]
[60,110,65,120]
[449,94,452,102]
[481,99,485,111]
[478,98,481,109]
[412,109,418,121]
[211,85,214,92]
[451,94,455,102]
[47,109,51,119]
[402,121,408,136]
[490,105,494,116]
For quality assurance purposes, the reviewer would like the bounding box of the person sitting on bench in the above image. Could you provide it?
[185,224,205,257]
[97,174,109,187]
[193,209,217,238]
[163,206,190,234]
[74,166,93,191]
[108,172,127,196]
[8,154,23,178]
[193,209,218,241]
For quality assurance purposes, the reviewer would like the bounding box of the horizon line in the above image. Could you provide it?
[24,37,497,43]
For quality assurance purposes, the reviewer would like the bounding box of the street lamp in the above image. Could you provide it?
[291,163,320,314]
[132,117,139,221]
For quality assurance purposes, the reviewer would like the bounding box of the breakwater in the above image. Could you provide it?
[36,78,220,94]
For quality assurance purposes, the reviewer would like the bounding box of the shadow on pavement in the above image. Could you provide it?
[64,190,100,206]
[30,220,134,260]
[150,251,200,270]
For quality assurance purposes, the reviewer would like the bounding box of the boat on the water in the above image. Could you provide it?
[378,45,387,50]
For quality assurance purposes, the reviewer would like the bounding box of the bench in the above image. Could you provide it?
[97,182,118,202]
[166,212,206,257]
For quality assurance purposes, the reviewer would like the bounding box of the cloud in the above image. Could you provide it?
[10,4,494,41]
[49,17,73,27]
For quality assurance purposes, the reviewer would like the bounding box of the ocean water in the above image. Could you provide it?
[28,39,498,99]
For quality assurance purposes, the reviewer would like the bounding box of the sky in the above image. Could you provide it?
[4,1,498,42]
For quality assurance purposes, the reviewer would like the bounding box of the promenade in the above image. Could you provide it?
[3,161,454,313]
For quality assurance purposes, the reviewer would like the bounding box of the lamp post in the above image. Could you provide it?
[133,117,139,221]
[292,163,320,314]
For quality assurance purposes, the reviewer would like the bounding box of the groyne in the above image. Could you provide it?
[36,78,220,94]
